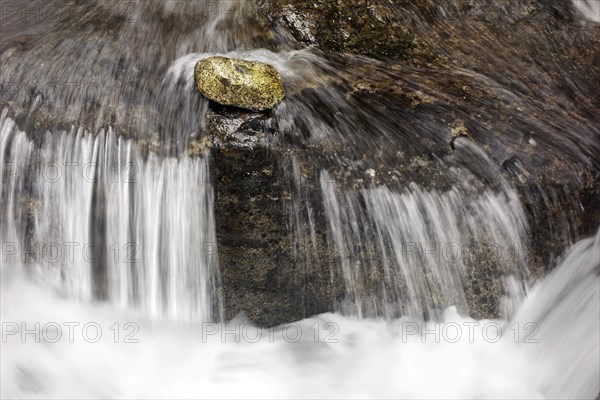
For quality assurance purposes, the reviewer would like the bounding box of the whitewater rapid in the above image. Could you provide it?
[2,230,598,399]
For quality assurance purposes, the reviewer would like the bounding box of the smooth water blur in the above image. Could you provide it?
[509,229,600,399]
[573,0,600,23]
[1,0,599,398]
[0,0,264,153]
[1,231,598,399]
[320,170,529,320]
[0,110,222,322]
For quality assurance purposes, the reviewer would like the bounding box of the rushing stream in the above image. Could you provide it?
[1,0,599,398]
[1,230,598,398]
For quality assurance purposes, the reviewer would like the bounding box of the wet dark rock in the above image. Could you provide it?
[262,0,600,270]
[262,0,438,63]
[202,103,529,325]
[206,108,338,327]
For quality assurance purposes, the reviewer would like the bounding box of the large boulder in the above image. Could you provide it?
[194,56,285,111]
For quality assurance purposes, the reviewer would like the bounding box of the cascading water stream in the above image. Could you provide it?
[1,0,599,398]
[320,172,530,320]
[1,109,222,322]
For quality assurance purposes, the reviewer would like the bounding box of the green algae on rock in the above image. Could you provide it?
[194,56,285,111]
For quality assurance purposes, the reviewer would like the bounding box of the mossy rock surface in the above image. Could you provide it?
[195,56,285,111]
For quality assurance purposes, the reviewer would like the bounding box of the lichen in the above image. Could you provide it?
[194,56,285,111]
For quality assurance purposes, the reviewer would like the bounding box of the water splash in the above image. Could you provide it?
[1,230,597,399]
[510,229,600,399]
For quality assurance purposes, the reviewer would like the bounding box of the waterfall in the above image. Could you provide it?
[0,109,222,322]
[320,171,530,320]
[1,0,598,397]
[313,133,532,321]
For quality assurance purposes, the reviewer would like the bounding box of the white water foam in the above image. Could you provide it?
[1,230,598,399]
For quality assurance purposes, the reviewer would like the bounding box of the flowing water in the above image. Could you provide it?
[319,168,529,320]
[0,109,222,322]
[1,230,598,398]
[1,0,599,398]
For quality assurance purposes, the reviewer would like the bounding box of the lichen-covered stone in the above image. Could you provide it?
[194,56,285,111]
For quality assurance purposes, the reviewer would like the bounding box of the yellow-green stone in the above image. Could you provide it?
[194,56,285,111]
